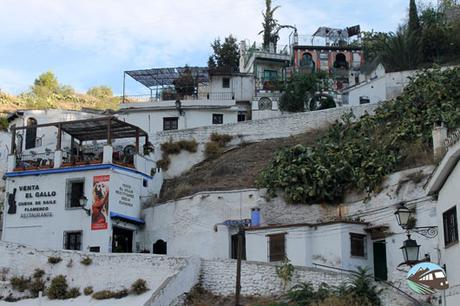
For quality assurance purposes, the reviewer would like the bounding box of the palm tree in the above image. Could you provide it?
[259,0,280,50]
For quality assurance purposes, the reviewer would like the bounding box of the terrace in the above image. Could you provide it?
[8,116,153,175]
[122,66,235,103]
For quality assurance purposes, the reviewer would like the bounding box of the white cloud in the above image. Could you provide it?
[0,0,430,93]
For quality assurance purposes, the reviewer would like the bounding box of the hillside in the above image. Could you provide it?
[159,130,327,202]
[0,91,119,113]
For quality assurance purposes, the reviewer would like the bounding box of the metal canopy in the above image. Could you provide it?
[125,66,209,88]
[13,116,148,142]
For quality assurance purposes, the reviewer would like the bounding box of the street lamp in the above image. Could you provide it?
[400,234,420,264]
[79,195,91,216]
[394,203,412,229]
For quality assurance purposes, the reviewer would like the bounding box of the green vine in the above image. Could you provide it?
[257,67,460,204]
[276,257,295,291]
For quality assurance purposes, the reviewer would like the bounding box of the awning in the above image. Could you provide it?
[110,212,145,225]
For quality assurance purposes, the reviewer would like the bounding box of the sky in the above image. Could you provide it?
[0,0,436,96]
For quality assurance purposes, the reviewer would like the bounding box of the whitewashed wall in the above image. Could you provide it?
[0,241,191,304]
[385,70,418,100]
[246,222,371,270]
[2,167,155,252]
[208,75,254,102]
[435,160,460,304]
[343,76,386,106]
[142,189,259,259]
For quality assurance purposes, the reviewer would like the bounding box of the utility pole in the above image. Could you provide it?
[235,226,244,306]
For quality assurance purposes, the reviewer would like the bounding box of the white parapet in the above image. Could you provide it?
[7,154,16,172]
[433,123,448,161]
[54,150,62,168]
[103,145,113,164]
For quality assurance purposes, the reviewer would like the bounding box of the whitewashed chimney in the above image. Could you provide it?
[433,122,448,161]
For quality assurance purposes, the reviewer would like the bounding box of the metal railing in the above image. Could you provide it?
[122,91,235,103]
[16,151,55,169]
[312,263,423,306]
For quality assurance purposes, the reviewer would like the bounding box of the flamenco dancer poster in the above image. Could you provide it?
[91,175,110,230]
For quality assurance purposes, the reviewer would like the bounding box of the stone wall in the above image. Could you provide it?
[200,259,346,297]
[154,104,380,146]
[200,259,416,306]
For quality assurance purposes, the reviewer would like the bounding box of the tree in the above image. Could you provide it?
[32,71,59,96]
[173,66,195,97]
[279,72,327,112]
[259,0,280,50]
[408,0,421,35]
[87,86,113,99]
[207,35,239,72]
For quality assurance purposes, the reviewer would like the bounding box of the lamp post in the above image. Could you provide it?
[79,195,91,216]
[394,202,437,266]
[400,234,420,266]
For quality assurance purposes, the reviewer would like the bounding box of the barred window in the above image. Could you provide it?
[64,231,82,250]
[163,117,178,131]
[212,114,223,125]
[443,206,458,246]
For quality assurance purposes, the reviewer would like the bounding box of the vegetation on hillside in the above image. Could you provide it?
[0,71,119,112]
[361,1,460,71]
[257,67,460,204]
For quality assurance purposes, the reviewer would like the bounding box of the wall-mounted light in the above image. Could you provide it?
[79,195,91,216]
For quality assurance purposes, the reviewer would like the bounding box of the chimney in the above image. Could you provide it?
[433,122,448,161]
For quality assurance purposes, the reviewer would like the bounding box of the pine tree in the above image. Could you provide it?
[207,35,239,72]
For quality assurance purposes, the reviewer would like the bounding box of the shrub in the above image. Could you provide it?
[66,287,81,299]
[83,286,94,296]
[29,278,46,298]
[258,68,460,204]
[48,256,62,264]
[210,133,232,147]
[10,276,30,292]
[80,257,92,266]
[32,269,45,279]
[204,142,221,159]
[92,289,128,300]
[47,275,68,300]
[131,279,148,295]
[161,142,181,155]
[156,157,171,171]
[275,258,294,290]
[177,139,198,153]
[0,116,8,131]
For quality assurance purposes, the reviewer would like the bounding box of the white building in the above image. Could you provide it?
[246,221,371,271]
[2,116,160,253]
[426,131,460,305]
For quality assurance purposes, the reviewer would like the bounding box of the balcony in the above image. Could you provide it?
[122,91,235,103]
[9,117,153,176]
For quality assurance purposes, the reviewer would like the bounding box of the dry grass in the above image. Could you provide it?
[159,129,327,202]
[182,286,277,306]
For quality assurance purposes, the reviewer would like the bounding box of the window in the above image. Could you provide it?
[443,206,458,246]
[268,233,285,262]
[350,233,366,257]
[66,179,84,208]
[89,246,100,252]
[237,112,246,122]
[163,117,178,131]
[263,70,278,81]
[258,97,272,110]
[212,114,223,125]
[25,117,37,150]
[64,231,82,250]
[222,77,230,88]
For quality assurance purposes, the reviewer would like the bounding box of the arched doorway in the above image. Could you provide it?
[25,118,37,150]
[333,53,349,69]
[153,239,167,255]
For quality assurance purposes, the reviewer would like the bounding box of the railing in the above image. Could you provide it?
[122,92,235,103]
[312,263,423,306]
[15,151,55,170]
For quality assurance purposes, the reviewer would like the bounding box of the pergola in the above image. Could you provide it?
[123,66,209,101]
[11,116,148,155]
